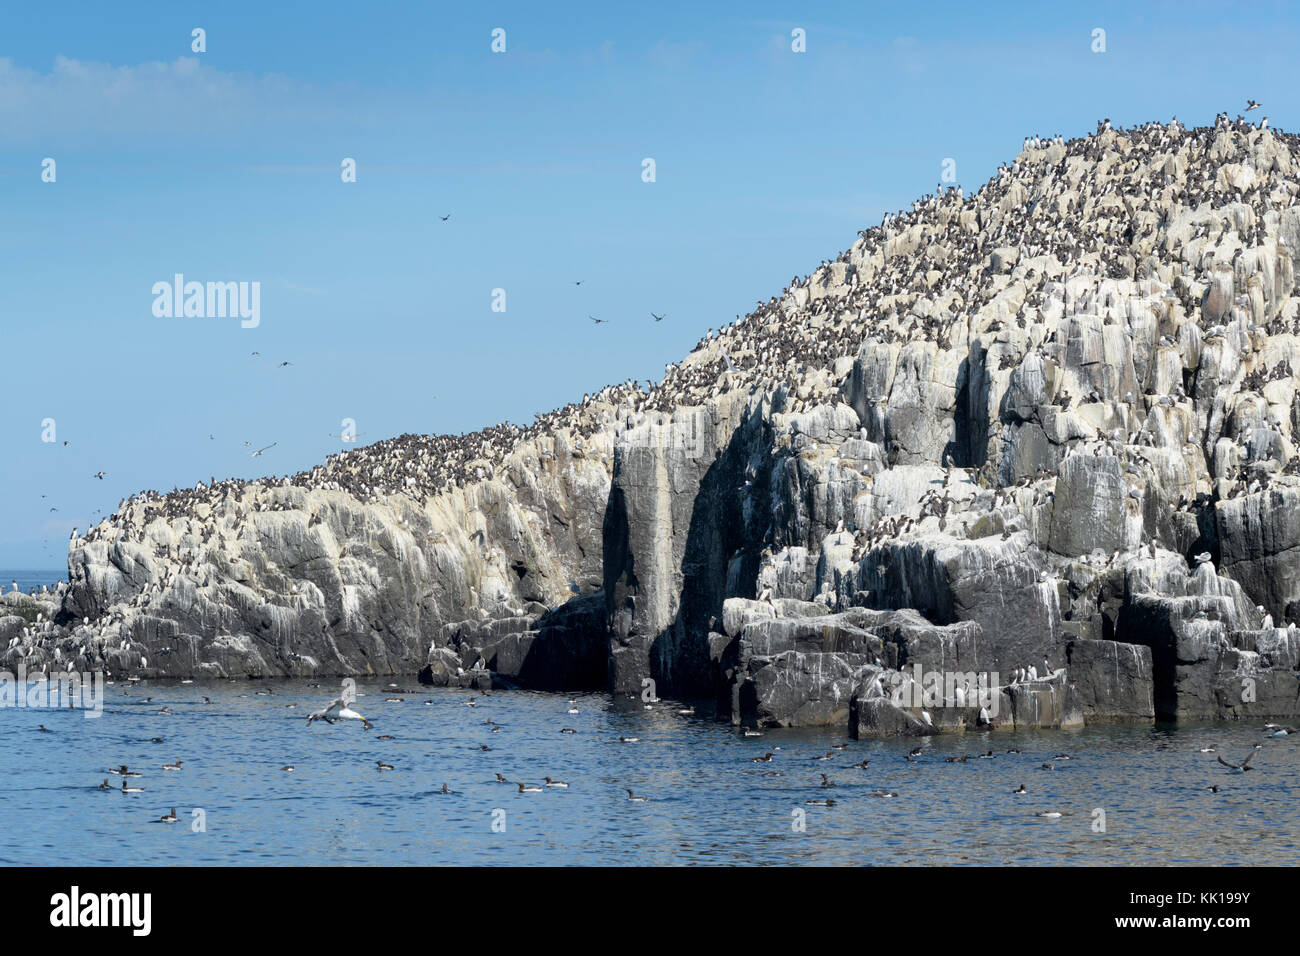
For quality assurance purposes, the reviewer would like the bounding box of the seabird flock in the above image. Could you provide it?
[12,108,1300,685]
[9,109,1300,844]
[67,683,1288,828]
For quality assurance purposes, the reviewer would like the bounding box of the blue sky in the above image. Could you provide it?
[2,1,1297,567]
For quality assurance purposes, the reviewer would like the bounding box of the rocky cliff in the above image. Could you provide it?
[15,114,1300,735]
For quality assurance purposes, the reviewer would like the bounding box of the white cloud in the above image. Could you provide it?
[0,55,339,144]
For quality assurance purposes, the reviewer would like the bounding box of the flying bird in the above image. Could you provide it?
[92,472,106,480]
[651,312,666,322]
[251,443,277,458]
[440,214,451,221]
[589,315,608,324]
[1217,745,1262,773]
[1246,99,1261,111]
[305,694,374,730]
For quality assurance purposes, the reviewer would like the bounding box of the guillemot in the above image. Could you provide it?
[1217,745,1261,773]
[158,809,178,824]
[1012,784,1027,794]
[516,782,543,793]
[109,765,142,777]
[543,777,569,788]
[625,789,649,802]
[376,761,395,771]
[120,780,145,793]
[163,760,183,771]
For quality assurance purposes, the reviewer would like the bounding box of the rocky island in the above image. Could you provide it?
[9,114,1300,738]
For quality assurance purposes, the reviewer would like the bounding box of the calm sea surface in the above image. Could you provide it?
[2,570,65,595]
[0,677,1294,866]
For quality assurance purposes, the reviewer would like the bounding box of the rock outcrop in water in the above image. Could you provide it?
[17,114,1300,736]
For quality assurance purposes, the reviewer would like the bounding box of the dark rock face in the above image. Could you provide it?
[603,397,769,698]
[31,119,1300,737]
[1065,638,1155,721]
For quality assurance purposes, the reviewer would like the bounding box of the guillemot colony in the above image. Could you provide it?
[9,113,1300,737]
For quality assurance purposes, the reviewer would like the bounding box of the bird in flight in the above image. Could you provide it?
[589,315,608,324]
[1217,745,1261,773]
[574,280,583,286]
[251,442,277,458]
[278,361,292,367]
[651,312,666,322]
[92,471,106,480]
[440,213,451,221]
[1246,99,1261,112]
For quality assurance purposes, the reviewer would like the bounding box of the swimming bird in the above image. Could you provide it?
[1035,810,1069,819]
[1217,745,1261,773]
[625,789,648,802]
[109,765,142,777]
[544,777,569,788]
[163,760,183,771]
[97,779,112,791]
[619,736,639,743]
[120,780,145,793]
[805,798,835,806]
[1013,784,1027,794]
[516,782,543,793]
[494,773,510,783]
[280,766,295,772]
[376,761,394,771]
[868,790,897,798]
[158,809,178,824]
[439,783,454,794]
[820,773,834,788]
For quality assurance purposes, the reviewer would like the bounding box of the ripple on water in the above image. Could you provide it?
[1,682,1296,864]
